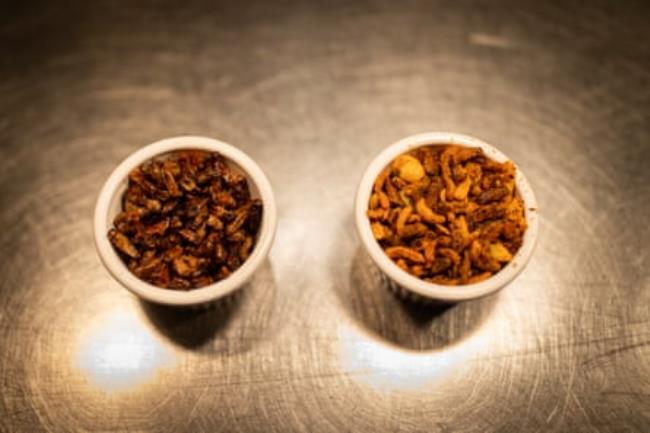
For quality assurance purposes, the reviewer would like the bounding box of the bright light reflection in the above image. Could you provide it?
[76,309,174,392]
[337,324,490,391]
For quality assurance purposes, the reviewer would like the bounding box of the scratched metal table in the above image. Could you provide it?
[1,1,649,432]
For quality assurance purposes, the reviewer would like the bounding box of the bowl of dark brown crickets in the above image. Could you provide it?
[355,132,539,302]
[94,136,277,306]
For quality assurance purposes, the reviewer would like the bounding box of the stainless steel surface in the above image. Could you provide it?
[1,1,649,432]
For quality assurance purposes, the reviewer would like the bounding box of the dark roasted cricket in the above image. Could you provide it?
[367,145,527,285]
[108,150,263,290]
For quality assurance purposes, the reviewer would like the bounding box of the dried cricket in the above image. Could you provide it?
[108,150,263,290]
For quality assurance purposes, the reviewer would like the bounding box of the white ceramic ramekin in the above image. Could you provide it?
[94,136,277,306]
[355,132,539,302]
